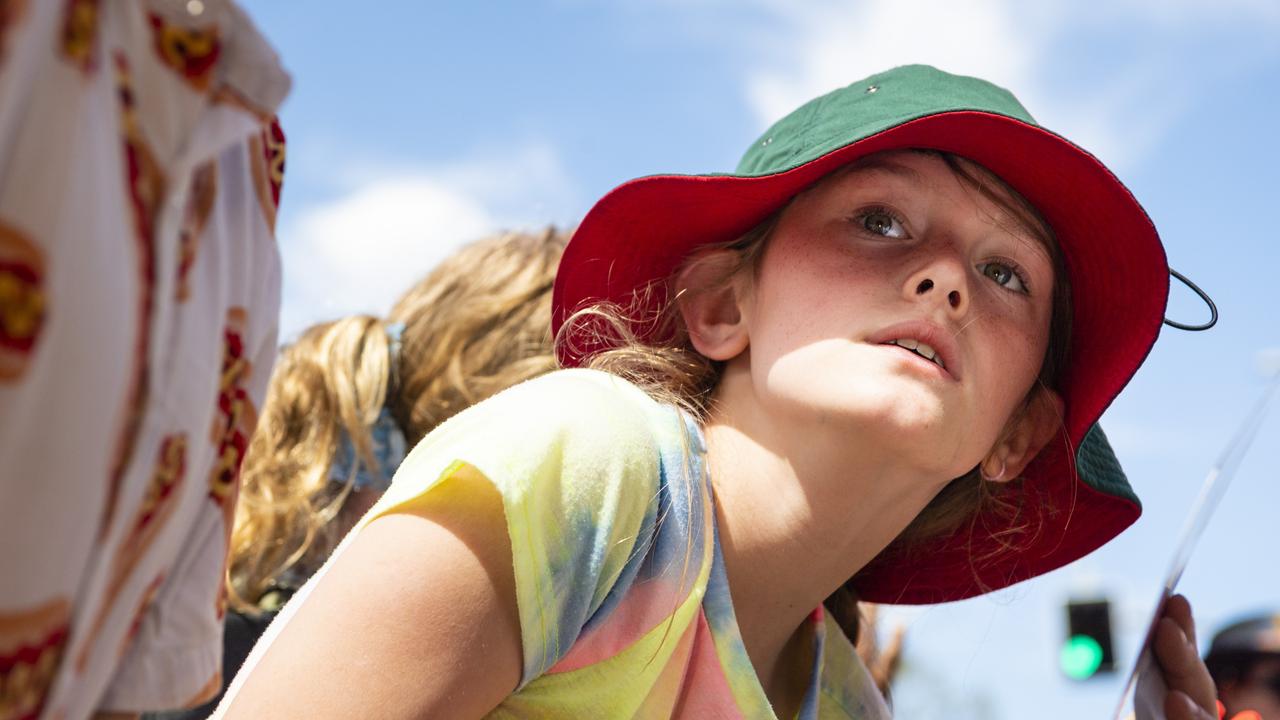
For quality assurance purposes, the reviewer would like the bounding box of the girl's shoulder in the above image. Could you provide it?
[366,368,682,688]
[488,367,667,414]
[387,368,684,510]
[430,367,678,451]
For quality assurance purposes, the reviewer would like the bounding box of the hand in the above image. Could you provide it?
[1153,594,1218,720]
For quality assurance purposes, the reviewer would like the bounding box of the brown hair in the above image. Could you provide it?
[557,150,1071,648]
[227,227,570,613]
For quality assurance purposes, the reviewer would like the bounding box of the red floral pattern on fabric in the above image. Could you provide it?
[102,51,165,539]
[59,0,98,72]
[146,11,220,92]
[248,117,285,231]
[116,52,167,248]
[176,161,217,302]
[262,118,285,210]
[208,308,255,618]
[0,598,70,720]
[0,221,46,382]
[77,434,187,673]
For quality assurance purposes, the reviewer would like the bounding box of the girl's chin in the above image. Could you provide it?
[761,371,969,432]
[804,382,949,422]
[778,395,948,437]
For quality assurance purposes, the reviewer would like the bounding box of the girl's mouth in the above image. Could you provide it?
[868,321,961,380]
[883,337,945,369]
[877,337,958,381]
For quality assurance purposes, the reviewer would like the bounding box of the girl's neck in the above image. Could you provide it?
[702,363,943,697]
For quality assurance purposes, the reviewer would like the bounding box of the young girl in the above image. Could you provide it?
[216,65,1218,719]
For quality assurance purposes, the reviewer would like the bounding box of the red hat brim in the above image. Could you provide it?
[554,110,1168,603]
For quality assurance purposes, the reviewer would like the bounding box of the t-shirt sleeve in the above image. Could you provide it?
[367,369,664,686]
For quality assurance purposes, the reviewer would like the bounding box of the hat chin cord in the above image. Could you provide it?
[1164,267,1218,332]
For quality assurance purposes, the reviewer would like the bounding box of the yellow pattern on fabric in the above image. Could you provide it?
[362,369,663,684]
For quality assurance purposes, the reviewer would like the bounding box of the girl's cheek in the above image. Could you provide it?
[969,313,1043,383]
[977,291,1045,338]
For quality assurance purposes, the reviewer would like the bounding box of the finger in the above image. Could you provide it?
[1164,594,1197,650]
[1164,690,1217,720]
[1154,617,1217,714]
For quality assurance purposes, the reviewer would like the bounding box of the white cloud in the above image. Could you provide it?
[279,177,493,337]
[737,0,1278,173]
[744,0,1036,129]
[335,141,579,227]
[277,142,578,339]
[434,142,580,227]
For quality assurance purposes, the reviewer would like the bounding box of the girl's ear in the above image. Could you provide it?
[675,251,750,362]
[980,387,1065,483]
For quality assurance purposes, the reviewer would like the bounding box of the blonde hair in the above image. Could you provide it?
[557,151,1071,644]
[227,227,570,613]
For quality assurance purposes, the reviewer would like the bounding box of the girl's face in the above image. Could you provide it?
[737,150,1057,478]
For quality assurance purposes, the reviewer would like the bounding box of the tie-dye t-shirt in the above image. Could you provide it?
[225,369,892,719]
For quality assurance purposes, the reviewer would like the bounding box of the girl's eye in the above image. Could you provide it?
[978,261,1029,293]
[857,209,908,239]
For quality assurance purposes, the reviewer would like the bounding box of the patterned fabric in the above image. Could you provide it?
[220,370,891,719]
[0,1,288,717]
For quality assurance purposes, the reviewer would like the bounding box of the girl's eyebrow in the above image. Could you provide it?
[841,157,924,183]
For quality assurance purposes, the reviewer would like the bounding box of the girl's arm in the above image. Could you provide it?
[219,466,523,719]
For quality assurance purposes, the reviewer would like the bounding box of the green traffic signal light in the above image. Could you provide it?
[1062,598,1116,679]
[1060,634,1105,680]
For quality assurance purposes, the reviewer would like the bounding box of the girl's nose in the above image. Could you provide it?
[909,263,969,317]
[913,278,963,308]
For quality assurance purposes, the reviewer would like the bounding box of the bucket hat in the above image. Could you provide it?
[552,64,1168,604]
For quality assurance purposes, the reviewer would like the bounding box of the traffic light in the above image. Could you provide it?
[1061,598,1116,679]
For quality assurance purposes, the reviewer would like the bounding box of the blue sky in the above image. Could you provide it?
[239,1,1280,717]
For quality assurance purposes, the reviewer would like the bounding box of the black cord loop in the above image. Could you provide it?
[1163,267,1218,332]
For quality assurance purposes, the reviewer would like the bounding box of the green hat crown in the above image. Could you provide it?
[736,64,1038,177]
